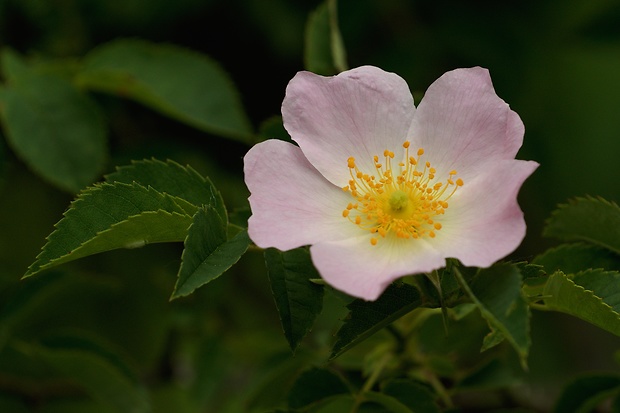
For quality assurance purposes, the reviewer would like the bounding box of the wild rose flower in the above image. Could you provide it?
[244,66,538,301]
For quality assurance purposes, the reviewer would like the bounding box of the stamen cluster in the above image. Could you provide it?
[342,141,463,245]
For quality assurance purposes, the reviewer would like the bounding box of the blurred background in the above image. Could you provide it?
[0,0,619,411]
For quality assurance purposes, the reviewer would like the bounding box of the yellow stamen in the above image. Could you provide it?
[342,142,463,245]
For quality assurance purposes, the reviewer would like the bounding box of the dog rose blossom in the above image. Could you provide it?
[244,66,538,300]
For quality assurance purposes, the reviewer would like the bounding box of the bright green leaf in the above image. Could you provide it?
[0,72,107,192]
[25,182,193,277]
[264,248,324,352]
[330,283,422,360]
[542,271,620,337]
[17,340,150,413]
[105,158,226,219]
[76,39,252,142]
[544,197,620,255]
[455,264,530,368]
[534,243,620,274]
[172,207,250,299]
[304,0,348,75]
[554,374,620,413]
[287,367,350,409]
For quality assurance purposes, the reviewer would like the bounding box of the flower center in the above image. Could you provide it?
[341,141,463,245]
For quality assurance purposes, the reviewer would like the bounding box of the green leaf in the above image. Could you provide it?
[572,269,620,313]
[455,263,530,368]
[104,158,226,219]
[288,367,350,410]
[264,248,324,352]
[554,374,620,413]
[17,340,150,413]
[76,39,252,142]
[330,283,422,360]
[382,379,440,413]
[304,0,348,75]
[0,72,107,192]
[362,392,413,413]
[25,182,193,277]
[534,243,620,274]
[544,196,620,255]
[171,207,249,299]
[542,271,620,336]
[0,48,30,80]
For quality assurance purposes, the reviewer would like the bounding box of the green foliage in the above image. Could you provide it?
[264,248,324,352]
[533,242,620,274]
[4,1,620,411]
[0,56,107,192]
[455,264,530,368]
[287,367,350,410]
[172,207,250,299]
[330,283,422,360]
[554,374,620,413]
[380,379,440,413]
[305,0,348,75]
[76,39,253,142]
[104,159,226,218]
[544,196,620,255]
[535,271,620,337]
[24,182,193,277]
[14,337,150,412]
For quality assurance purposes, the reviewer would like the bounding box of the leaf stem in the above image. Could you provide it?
[349,352,392,413]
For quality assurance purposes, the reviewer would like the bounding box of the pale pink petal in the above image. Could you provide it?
[245,139,360,250]
[409,67,524,183]
[282,66,416,187]
[434,159,539,266]
[310,235,445,301]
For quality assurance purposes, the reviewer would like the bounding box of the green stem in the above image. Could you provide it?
[424,369,454,409]
[350,352,392,413]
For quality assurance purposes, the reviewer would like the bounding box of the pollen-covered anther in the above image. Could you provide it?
[341,142,464,245]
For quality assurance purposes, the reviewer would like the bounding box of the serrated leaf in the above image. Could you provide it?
[171,207,250,299]
[544,196,620,255]
[264,248,324,352]
[330,283,422,360]
[17,340,150,413]
[542,271,620,336]
[104,158,226,219]
[572,269,620,313]
[455,263,530,368]
[534,243,620,274]
[304,0,348,75]
[0,72,106,192]
[76,39,252,142]
[554,374,620,413]
[287,367,350,410]
[25,182,193,277]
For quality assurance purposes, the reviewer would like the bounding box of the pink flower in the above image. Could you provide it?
[244,66,538,301]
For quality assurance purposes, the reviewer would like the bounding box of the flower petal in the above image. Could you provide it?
[310,235,445,301]
[435,159,539,267]
[409,67,524,182]
[282,66,416,187]
[245,139,359,250]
